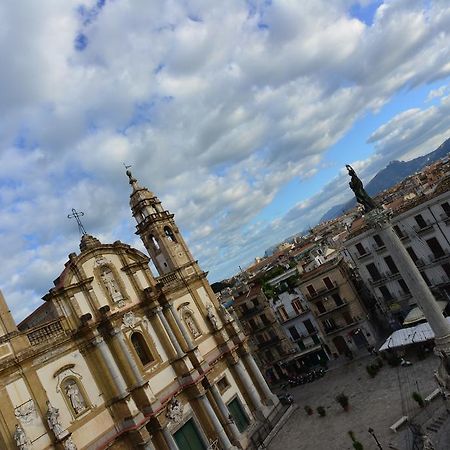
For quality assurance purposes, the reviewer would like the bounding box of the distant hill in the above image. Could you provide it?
[320,137,450,222]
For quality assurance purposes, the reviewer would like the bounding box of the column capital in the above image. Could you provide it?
[110,327,123,337]
[92,335,104,346]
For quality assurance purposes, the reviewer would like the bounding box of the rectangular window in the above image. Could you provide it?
[343,312,353,325]
[228,398,250,433]
[303,319,316,335]
[332,293,344,306]
[442,202,450,217]
[291,298,303,315]
[415,214,428,229]
[277,306,288,321]
[379,285,393,301]
[426,237,445,258]
[322,318,336,331]
[406,247,418,262]
[306,284,316,296]
[442,263,450,279]
[355,242,367,256]
[398,279,410,294]
[323,277,334,289]
[366,263,381,281]
[393,225,405,238]
[384,256,399,274]
[288,326,301,341]
[373,234,384,248]
[421,271,432,286]
[217,376,230,394]
[265,350,274,362]
[316,300,326,314]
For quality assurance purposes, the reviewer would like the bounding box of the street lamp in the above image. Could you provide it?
[368,428,383,449]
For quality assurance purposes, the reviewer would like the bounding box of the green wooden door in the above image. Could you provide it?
[227,398,250,432]
[173,419,206,450]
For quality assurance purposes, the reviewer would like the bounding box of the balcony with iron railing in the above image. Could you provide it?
[26,319,67,346]
[440,212,450,224]
[240,304,265,320]
[412,221,434,234]
[369,271,402,287]
[136,210,174,232]
[257,336,280,349]
[317,301,349,317]
[372,243,386,253]
[356,248,371,259]
[324,318,360,335]
[428,249,450,264]
[305,281,339,301]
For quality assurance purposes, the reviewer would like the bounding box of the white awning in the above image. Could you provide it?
[403,301,448,326]
[379,316,450,352]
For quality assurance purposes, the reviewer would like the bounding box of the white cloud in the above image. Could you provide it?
[1,0,450,321]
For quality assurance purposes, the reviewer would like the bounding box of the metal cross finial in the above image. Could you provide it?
[123,162,132,170]
[68,208,87,236]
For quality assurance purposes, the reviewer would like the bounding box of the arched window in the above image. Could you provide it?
[149,234,160,250]
[61,377,88,417]
[164,226,177,243]
[131,332,154,366]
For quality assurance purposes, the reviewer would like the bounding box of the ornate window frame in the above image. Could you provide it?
[125,326,160,370]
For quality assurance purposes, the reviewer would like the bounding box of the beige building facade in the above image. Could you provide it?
[0,171,279,450]
[296,258,376,358]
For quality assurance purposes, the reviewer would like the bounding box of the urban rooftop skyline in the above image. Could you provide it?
[1,0,450,322]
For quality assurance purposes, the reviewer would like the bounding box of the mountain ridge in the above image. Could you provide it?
[320,137,450,222]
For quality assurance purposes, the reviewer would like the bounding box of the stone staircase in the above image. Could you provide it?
[426,414,447,434]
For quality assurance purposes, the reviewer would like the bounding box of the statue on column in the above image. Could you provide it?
[46,401,65,438]
[206,303,219,330]
[346,165,377,213]
[13,424,29,450]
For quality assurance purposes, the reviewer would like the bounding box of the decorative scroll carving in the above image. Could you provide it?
[14,400,36,425]
[123,311,138,328]
[166,397,183,423]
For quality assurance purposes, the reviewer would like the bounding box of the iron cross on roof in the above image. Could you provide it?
[68,208,87,236]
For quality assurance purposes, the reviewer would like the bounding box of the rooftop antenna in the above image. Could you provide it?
[68,208,87,236]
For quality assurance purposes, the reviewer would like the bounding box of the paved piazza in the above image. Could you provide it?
[268,354,449,450]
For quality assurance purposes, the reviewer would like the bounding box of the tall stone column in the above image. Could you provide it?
[93,336,128,398]
[209,384,241,445]
[111,327,145,386]
[168,304,195,350]
[243,353,278,405]
[154,306,185,358]
[161,427,178,450]
[232,360,264,417]
[197,393,237,449]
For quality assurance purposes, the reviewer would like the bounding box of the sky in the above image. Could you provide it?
[1,0,450,322]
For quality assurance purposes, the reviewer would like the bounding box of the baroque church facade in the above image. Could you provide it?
[0,171,279,450]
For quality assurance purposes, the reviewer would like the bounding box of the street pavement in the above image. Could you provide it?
[268,354,447,450]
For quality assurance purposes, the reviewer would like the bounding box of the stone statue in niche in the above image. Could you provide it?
[206,303,219,330]
[46,401,65,438]
[166,397,183,423]
[65,380,87,414]
[63,436,77,450]
[100,267,123,302]
[181,305,201,338]
[13,424,29,450]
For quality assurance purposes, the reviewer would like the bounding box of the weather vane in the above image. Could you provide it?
[68,208,87,236]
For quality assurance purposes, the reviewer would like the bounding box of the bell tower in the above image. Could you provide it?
[127,170,198,276]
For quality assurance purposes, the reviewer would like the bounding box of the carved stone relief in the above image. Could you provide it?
[14,400,37,425]
[166,397,183,424]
